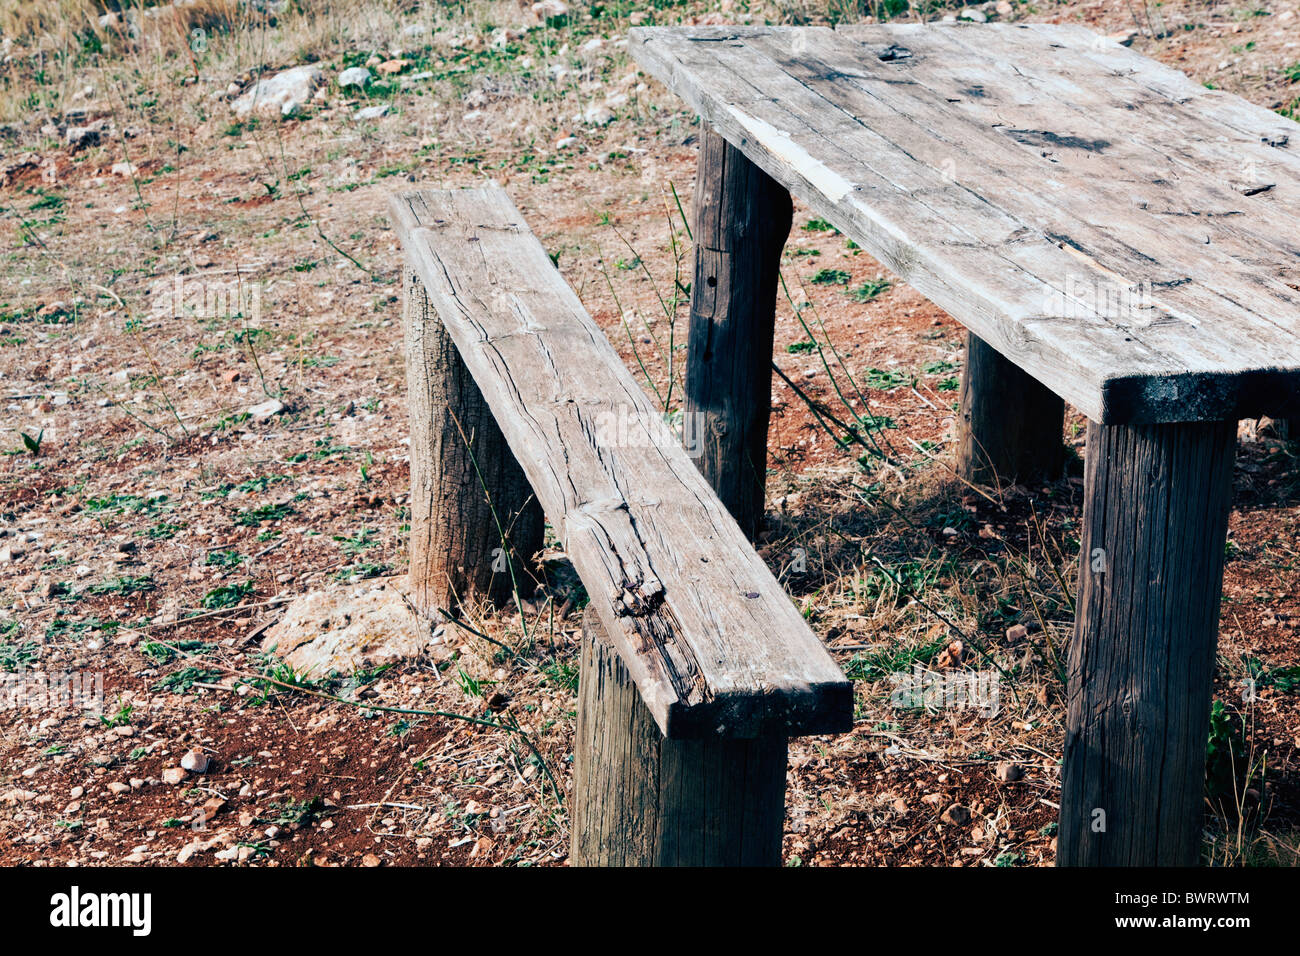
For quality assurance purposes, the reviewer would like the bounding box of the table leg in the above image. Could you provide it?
[687,126,792,541]
[957,331,1065,486]
[1058,420,1235,866]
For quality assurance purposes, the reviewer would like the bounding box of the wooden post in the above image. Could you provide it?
[957,331,1065,486]
[403,267,543,617]
[687,126,792,540]
[1058,420,1235,866]
[570,608,788,866]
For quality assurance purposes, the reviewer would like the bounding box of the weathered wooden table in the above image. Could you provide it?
[632,22,1300,866]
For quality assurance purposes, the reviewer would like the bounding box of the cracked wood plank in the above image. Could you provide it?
[389,186,852,739]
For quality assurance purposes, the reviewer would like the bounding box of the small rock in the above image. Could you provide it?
[995,761,1024,783]
[65,125,101,149]
[180,749,211,774]
[958,7,987,21]
[361,853,382,867]
[176,842,203,864]
[1,788,38,805]
[107,781,130,795]
[247,398,285,421]
[921,792,947,807]
[532,0,568,20]
[161,768,186,785]
[338,66,373,89]
[583,104,615,126]
[110,161,137,178]
[935,639,964,669]
[1005,623,1029,642]
[941,803,971,825]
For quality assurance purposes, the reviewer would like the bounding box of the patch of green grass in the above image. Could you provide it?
[810,268,851,286]
[864,368,908,391]
[201,581,254,610]
[333,561,389,582]
[0,641,39,670]
[922,359,958,375]
[1205,699,1256,807]
[844,637,946,682]
[205,549,244,569]
[454,666,485,699]
[84,493,168,520]
[333,529,378,555]
[263,796,320,827]
[541,659,578,693]
[143,521,185,540]
[87,575,154,596]
[786,340,817,354]
[850,279,891,302]
[45,616,119,641]
[153,666,225,694]
[141,639,215,665]
[387,718,422,737]
[234,502,295,525]
[802,217,839,233]
[100,700,133,728]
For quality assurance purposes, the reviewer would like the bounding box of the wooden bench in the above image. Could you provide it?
[631,23,1300,866]
[389,186,852,865]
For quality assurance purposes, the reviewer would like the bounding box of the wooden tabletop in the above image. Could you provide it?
[631,23,1300,425]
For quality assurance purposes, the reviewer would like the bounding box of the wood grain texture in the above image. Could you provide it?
[958,331,1064,486]
[630,24,1300,425]
[389,186,851,740]
[403,267,543,615]
[688,127,793,540]
[1060,420,1235,866]
[570,608,787,866]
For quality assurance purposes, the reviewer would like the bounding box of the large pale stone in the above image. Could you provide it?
[261,578,443,678]
[232,65,326,120]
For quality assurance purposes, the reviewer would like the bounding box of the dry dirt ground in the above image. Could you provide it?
[1,0,1298,867]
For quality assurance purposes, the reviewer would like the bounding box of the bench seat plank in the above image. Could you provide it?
[631,24,1300,424]
[389,186,852,740]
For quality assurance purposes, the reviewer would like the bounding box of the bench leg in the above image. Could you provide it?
[403,267,543,617]
[570,609,787,866]
[1058,420,1235,866]
[957,331,1065,486]
[687,126,792,541]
